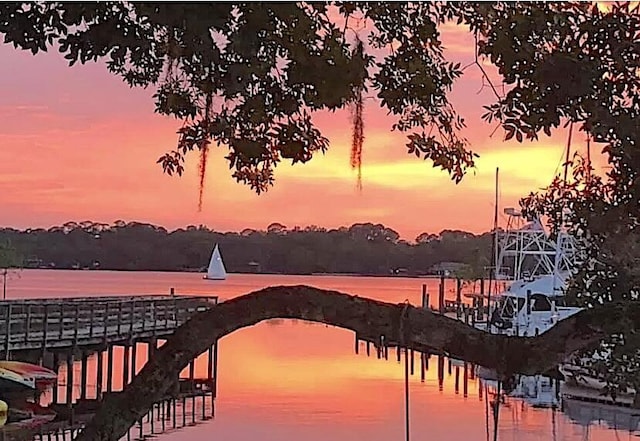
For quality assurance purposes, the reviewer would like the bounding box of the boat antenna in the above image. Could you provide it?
[486,167,499,333]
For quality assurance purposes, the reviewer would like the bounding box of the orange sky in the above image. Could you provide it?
[0,22,608,241]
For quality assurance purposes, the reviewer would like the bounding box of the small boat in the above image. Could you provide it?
[0,368,35,392]
[0,361,56,391]
[203,244,227,280]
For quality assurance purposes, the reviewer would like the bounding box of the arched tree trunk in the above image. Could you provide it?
[75,285,640,440]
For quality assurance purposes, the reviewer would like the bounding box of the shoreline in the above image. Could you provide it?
[19,267,446,279]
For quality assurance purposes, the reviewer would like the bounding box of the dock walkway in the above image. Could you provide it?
[0,295,217,358]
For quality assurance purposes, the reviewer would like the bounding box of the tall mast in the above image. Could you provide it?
[553,123,573,294]
[487,167,499,332]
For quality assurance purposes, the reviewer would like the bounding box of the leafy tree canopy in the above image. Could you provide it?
[4,2,635,202]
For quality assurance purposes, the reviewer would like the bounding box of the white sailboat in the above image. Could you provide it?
[204,244,227,280]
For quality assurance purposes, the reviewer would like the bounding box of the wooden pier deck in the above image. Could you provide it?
[0,293,221,440]
[0,295,217,358]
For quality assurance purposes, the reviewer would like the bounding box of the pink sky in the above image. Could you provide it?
[0,23,605,241]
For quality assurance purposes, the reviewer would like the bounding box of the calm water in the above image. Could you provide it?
[5,270,639,441]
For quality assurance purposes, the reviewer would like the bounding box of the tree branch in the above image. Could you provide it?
[75,285,640,440]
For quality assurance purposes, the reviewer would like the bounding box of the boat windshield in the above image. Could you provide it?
[551,296,567,307]
[495,296,525,317]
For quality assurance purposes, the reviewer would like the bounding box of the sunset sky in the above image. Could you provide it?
[0,20,606,241]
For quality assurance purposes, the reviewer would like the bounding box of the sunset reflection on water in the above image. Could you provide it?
[9,271,638,441]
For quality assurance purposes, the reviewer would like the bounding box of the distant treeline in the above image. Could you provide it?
[0,221,494,276]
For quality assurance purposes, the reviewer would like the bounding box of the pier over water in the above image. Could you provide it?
[0,293,220,440]
[0,295,216,358]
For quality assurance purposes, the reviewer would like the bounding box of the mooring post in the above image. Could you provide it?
[437,355,444,391]
[161,399,166,431]
[421,284,429,309]
[123,343,130,387]
[182,395,187,427]
[201,390,206,421]
[438,274,445,313]
[172,397,177,428]
[96,348,104,400]
[479,278,485,321]
[410,349,415,375]
[456,278,462,319]
[463,363,469,398]
[52,352,59,403]
[80,351,88,401]
[4,304,11,360]
[150,403,155,433]
[131,341,137,380]
[212,339,218,399]
[66,351,74,408]
[207,345,214,409]
[148,337,157,361]
[189,360,196,424]
[106,345,114,393]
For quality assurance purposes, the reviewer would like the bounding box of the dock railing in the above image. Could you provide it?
[0,295,217,356]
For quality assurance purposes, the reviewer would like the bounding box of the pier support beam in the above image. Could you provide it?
[66,351,74,407]
[106,346,114,394]
[52,352,59,404]
[123,344,130,387]
[80,351,88,401]
[96,348,104,400]
[130,341,137,380]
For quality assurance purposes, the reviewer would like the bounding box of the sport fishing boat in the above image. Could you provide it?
[474,206,583,337]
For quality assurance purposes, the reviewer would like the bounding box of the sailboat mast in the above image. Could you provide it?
[552,123,574,294]
[487,167,499,332]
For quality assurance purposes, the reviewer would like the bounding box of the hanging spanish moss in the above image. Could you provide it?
[197,141,209,211]
[197,87,214,212]
[350,39,365,192]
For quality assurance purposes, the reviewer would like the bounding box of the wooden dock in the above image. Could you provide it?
[0,295,217,359]
[0,293,221,440]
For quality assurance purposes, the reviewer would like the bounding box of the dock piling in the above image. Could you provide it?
[80,351,88,401]
[438,274,445,313]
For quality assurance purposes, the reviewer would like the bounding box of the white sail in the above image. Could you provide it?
[204,244,227,280]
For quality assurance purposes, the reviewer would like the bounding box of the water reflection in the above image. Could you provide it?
[7,271,640,440]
